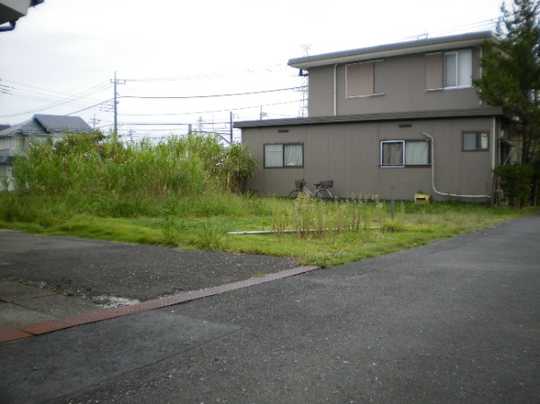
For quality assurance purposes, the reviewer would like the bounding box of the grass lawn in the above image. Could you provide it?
[0,194,529,267]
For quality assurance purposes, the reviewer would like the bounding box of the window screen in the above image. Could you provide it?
[284,144,303,167]
[264,144,283,167]
[405,141,430,165]
[381,141,404,166]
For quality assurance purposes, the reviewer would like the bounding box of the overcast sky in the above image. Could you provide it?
[0,0,507,140]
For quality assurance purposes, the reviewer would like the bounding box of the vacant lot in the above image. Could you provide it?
[0,193,525,267]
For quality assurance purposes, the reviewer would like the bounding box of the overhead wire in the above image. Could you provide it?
[0,82,113,118]
[119,86,306,100]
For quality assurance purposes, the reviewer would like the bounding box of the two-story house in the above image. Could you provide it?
[235,31,505,200]
[0,113,92,190]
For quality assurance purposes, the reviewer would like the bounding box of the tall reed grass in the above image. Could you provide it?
[5,133,256,220]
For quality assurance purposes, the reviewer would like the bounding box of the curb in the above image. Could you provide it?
[0,265,318,344]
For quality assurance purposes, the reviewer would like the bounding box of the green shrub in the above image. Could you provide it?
[495,164,534,207]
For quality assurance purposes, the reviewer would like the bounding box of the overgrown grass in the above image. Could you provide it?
[0,191,528,267]
[0,134,531,267]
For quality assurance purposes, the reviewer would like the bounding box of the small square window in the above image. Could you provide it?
[463,132,489,151]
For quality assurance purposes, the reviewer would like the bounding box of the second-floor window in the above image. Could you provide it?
[426,49,472,90]
[345,61,383,98]
[444,49,472,88]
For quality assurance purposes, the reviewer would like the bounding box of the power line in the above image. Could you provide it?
[65,99,114,116]
[119,86,306,100]
[0,78,108,99]
[0,82,113,118]
[119,99,304,117]
[0,79,110,102]
[120,63,289,82]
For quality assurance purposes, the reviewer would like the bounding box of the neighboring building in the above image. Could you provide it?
[235,31,506,200]
[0,0,44,31]
[0,113,91,190]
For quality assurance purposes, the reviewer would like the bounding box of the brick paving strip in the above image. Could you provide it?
[0,265,318,344]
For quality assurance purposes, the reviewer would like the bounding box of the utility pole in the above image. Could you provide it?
[229,111,234,144]
[90,114,100,129]
[110,71,126,135]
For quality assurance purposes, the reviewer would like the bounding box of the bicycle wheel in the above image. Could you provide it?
[315,189,333,200]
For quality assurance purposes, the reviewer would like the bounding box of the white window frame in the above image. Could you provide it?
[443,49,472,90]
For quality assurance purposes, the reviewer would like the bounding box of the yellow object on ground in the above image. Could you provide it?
[415,193,432,204]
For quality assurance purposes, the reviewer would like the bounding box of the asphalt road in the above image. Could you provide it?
[1,216,539,403]
[0,230,296,300]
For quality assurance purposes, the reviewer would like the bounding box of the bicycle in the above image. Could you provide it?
[314,180,335,200]
[288,179,313,198]
[289,179,336,200]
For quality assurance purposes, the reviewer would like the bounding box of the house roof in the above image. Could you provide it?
[288,31,493,69]
[34,114,91,133]
[234,107,503,129]
[0,114,91,138]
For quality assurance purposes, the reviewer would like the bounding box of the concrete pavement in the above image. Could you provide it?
[0,216,539,403]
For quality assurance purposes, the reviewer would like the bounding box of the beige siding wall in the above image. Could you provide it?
[242,117,495,200]
[308,48,483,117]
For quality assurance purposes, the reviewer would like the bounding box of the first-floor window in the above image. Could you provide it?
[405,140,430,165]
[264,144,283,167]
[381,141,404,166]
[380,139,430,167]
[463,131,489,151]
[264,143,303,168]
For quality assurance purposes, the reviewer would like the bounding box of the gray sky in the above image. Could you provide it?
[0,0,505,140]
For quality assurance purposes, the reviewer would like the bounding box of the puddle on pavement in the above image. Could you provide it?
[92,295,140,308]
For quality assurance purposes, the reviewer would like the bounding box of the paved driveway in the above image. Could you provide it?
[1,216,539,403]
[0,230,296,300]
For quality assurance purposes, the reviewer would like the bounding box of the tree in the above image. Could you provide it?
[474,0,540,164]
